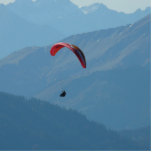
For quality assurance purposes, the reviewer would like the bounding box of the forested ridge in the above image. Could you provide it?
[0,92,150,150]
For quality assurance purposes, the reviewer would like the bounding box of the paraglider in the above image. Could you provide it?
[50,42,86,68]
[50,42,86,97]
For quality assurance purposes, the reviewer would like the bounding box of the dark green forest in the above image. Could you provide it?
[0,92,150,150]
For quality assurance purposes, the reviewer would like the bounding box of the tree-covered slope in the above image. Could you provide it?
[0,92,150,150]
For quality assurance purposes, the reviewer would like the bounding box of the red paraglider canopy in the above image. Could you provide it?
[50,42,86,68]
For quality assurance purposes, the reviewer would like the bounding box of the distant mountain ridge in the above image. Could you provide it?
[0,15,150,130]
[0,0,150,58]
[81,3,150,15]
[0,4,63,58]
[6,0,150,32]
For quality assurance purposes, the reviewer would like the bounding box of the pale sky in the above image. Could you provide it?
[0,0,15,5]
[0,0,151,13]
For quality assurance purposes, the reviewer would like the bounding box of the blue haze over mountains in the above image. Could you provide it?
[0,0,150,149]
[0,92,150,150]
[0,14,150,131]
[0,0,150,58]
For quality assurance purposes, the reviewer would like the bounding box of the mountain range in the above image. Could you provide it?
[0,15,150,130]
[0,4,63,58]
[0,0,150,58]
[0,92,150,150]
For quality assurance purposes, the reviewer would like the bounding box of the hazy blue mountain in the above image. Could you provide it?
[0,0,150,58]
[0,92,150,150]
[6,0,150,34]
[0,4,64,59]
[0,15,150,130]
[81,3,151,31]
[6,0,86,35]
[119,126,151,150]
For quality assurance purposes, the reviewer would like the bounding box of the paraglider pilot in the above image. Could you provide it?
[60,90,66,97]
